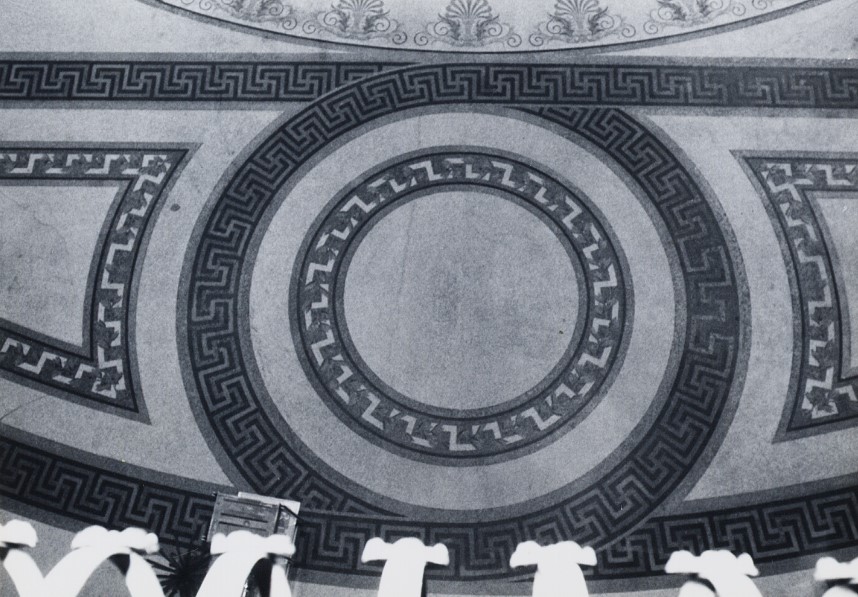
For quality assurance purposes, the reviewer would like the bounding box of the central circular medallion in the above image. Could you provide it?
[291,151,627,461]
[342,189,581,411]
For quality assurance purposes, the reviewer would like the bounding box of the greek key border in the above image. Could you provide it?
[0,62,401,102]
[1,433,855,580]
[0,62,855,108]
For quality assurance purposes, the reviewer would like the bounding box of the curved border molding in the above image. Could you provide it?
[1,431,855,582]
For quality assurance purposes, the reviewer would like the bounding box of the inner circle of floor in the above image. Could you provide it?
[341,186,582,413]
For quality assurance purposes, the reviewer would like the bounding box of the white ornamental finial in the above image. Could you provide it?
[197,530,296,597]
[70,526,159,554]
[510,540,597,597]
[816,556,858,597]
[209,530,296,558]
[0,520,37,548]
[44,525,165,597]
[0,520,44,597]
[361,537,449,597]
[665,550,762,597]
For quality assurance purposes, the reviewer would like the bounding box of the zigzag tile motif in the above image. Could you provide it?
[184,64,743,579]
[0,150,187,412]
[293,151,626,459]
[746,157,858,434]
[1,435,856,578]
[1,62,857,107]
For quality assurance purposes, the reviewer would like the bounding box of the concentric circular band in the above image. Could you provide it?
[292,151,626,459]
[183,64,742,582]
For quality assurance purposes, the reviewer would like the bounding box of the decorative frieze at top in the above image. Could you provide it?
[155,0,815,52]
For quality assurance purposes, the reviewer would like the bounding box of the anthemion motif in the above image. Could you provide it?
[530,0,634,46]
[207,0,297,27]
[1,2,857,597]
[643,0,746,33]
[414,0,521,48]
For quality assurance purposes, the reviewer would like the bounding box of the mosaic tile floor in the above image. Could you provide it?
[1,1,857,594]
